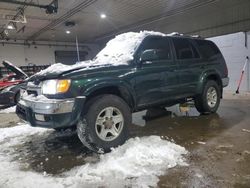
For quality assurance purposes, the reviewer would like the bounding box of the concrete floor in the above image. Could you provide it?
[0,93,250,187]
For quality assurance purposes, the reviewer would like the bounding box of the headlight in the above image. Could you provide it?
[41,79,71,95]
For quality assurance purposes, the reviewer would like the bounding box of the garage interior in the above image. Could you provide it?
[0,0,250,187]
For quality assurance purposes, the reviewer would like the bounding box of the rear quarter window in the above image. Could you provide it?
[195,40,221,59]
[172,38,200,60]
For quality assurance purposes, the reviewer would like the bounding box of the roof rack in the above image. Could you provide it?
[190,35,203,38]
[167,32,184,37]
[167,32,203,39]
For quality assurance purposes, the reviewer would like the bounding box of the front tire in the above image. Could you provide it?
[195,80,221,114]
[77,95,131,153]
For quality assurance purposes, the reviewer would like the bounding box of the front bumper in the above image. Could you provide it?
[16,96,86,129]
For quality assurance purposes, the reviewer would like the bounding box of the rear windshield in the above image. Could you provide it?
[195,40,221,59]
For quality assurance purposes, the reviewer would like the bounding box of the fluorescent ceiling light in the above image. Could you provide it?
[66,30,71,34]
[7,23,15,30]
[100,13,106,19]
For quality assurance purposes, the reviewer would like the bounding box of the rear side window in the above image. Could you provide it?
[195,40,220,59]
[173,38,200,60]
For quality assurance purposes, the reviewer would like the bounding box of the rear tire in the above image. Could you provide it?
[77,95,131,153]
[195,80,221,114]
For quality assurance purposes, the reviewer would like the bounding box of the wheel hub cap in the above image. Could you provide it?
[103,118,114,129]
[207,87,218,108]
[95,107,124,141]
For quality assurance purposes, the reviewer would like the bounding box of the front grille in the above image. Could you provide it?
[17,105,25,114]
[27,90,38,96]
[16,105,27,121]
[26,81,42,96]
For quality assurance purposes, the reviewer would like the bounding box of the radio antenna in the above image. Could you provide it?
[76,35,80,62]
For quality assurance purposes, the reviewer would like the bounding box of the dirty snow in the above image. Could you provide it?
[21,93,48,102]
[0,124,188,188]
[33,31,166,77]
[0,105,16,113]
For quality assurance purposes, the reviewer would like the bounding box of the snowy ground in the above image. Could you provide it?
[1,99,250,187]
[0,106,16,113]
[0,123,188,188]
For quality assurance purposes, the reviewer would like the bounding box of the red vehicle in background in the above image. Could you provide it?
[0,61,28,89]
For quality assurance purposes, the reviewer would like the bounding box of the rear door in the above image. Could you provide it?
[134,36,179,108]
[171,37,202,97]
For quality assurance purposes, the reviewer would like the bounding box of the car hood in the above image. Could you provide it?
[28,63,114,81]
[2,61,28,78]
[28,55,132,81]
[27,63,132,82]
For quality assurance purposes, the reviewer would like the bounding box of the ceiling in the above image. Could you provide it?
[0,0,250,43]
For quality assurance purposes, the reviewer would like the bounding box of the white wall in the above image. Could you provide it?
[0,41,100,67]
[209,32,250,92]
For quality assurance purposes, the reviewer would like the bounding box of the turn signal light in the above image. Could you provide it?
[57,80,71,93]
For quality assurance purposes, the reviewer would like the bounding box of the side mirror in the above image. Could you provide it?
[140,49,158,63]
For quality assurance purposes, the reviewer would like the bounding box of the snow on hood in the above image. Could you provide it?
[34,31,166,77]
[33,60,93,77]
[0,123,188,188]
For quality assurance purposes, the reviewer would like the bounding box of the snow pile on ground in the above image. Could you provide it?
[0,124,188,188]
[0,105,16,113]
[65,136,188,187]
[33,31,166,77]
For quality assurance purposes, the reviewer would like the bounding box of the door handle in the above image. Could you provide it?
[170,69,177,72]
[200,65,205,69]
[144,61,153,64]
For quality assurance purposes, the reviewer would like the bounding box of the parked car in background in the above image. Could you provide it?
[0,61,28,89]
[0,83,26,107]
[0,61,28,107]
[17,31,229,153]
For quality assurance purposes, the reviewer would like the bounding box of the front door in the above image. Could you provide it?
[134,36,179,108]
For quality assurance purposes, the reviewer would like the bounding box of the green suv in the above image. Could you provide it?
[16,31,229,153]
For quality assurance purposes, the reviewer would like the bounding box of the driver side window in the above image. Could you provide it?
[140,37,172,61]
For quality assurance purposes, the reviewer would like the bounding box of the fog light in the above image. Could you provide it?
[35,114,45,121]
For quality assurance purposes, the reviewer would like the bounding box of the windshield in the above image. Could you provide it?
[94,31,166,65]
[94,32,148,65]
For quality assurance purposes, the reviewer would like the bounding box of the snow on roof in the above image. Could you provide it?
[34,31,166,77]
[94,31,166,65]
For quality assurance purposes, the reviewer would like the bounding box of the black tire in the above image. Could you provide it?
[53,127,76,132]
[77,94,131,153]
[195,80,221,114]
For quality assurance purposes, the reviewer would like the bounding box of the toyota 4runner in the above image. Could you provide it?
[16,31,229,153]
